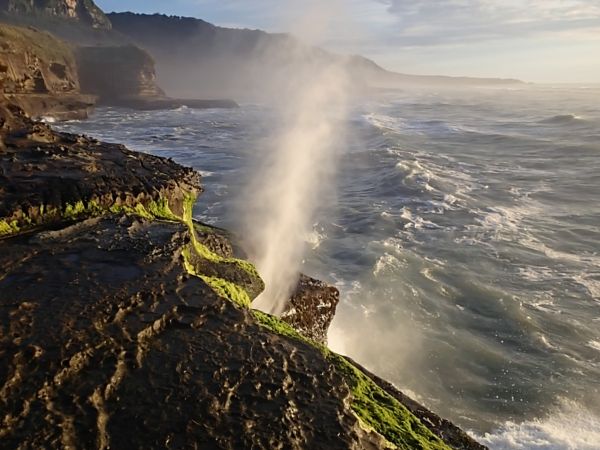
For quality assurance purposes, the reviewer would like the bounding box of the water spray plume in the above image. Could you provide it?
[240,1,351,315]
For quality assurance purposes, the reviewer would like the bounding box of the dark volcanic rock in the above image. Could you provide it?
[193,222,234,258]
[347,358,488,450]
[0,215,385,449]
[282,274,340,345]
[0,102,200,235]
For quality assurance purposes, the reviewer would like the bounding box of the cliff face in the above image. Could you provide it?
[106,12,343,99]
[0,99,485,450]
[75,45,165,104]
[0,0,111,29]
[0,23,77,93]
[107,12,523,99]
[0,21,231,119]
[0,23,93,119]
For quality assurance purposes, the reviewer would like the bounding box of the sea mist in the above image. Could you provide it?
[239,2,350,315]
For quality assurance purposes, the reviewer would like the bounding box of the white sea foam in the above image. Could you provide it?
[587,340,600,352]
[476,400,600,450]
[373,253,405,276]
[364,112,422,135]
[400,207,440,230]
[304,224,326,250]
[537,333,559,351]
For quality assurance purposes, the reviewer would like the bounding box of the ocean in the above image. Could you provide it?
[56,85,600,449]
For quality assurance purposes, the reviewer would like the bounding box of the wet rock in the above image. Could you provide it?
[281,274,340,345]
[0,99,200,236]
[0,215,381,449]
[347,357,488,450]
[194,222,234,258]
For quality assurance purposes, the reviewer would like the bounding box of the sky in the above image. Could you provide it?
[96,0,600,83]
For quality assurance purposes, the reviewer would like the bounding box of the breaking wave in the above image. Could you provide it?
[477,400,600,450]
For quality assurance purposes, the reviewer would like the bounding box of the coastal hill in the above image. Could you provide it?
[0,2,523,102]
[0,23,95,119]
[108,12,524,99]
[0,8,239,113]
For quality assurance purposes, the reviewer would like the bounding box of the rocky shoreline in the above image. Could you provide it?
[0,91,487,449]
[0,22,237,121]
[0,2,490,447]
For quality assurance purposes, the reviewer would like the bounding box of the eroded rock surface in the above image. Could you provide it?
[282,274,340,345]
[0,23,94,119]
[0,215,384,449]
[0,103,200,235]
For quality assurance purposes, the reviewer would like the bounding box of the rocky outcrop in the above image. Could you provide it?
[0,104,199,236]
[282,274,340,345]
[0,12,239,111]
[75,45,164,103]
[0,100,486,449]
[0,23,94,119]
[75,45,238,110]
[0,0,111,29]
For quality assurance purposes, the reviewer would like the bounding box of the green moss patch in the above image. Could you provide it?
[251,310,451,450]
[0,196,186,238]
[182,246,252,308]
[180,193,261,282]
[0,220,20,236]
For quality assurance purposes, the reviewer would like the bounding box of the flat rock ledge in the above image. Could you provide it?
[0,100,486,450]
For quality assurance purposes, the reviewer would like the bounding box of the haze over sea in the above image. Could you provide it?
[57,84,600,449]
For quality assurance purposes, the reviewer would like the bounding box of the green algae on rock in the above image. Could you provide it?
[251,310,454,450]
[0,107,200,237]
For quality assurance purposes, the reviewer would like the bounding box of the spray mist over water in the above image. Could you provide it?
[248,64,349,315]
[239,3,351,315]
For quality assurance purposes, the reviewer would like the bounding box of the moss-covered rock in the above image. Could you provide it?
[0,100,200,237]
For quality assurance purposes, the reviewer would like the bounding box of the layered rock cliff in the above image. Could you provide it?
[75,45,165,104]
[0,98,486,450]
[0,21,235,119]
[74,45,237,110]
[0,0,111,29]
[0,23,93,119]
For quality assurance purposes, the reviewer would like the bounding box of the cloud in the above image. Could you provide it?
[377,0,600,46]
